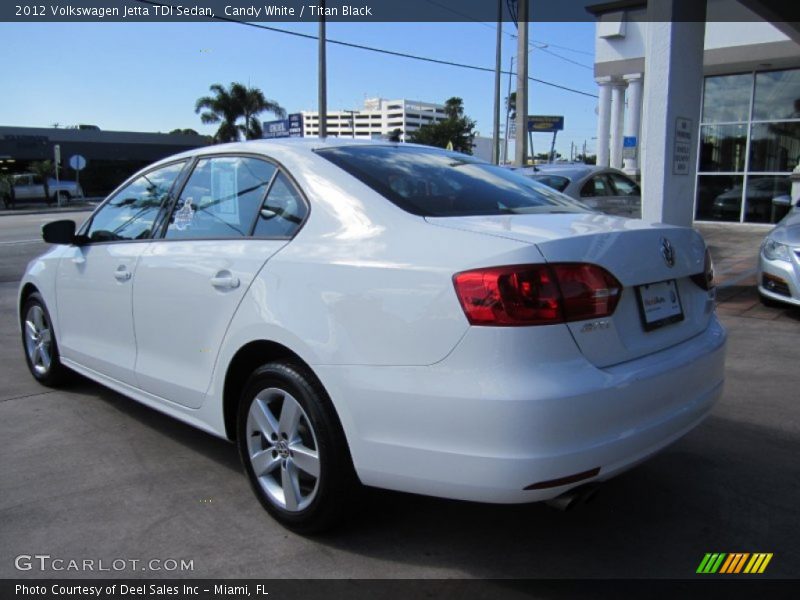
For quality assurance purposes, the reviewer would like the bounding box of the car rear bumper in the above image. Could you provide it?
[317,316,727,503]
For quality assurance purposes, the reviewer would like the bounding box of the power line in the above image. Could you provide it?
[134,0,598,99]
[423,0,594,68]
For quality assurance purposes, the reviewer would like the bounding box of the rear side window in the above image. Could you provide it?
[165,156,276,240]
[317,145,585,217]
[253,173,308,238]
[608,172,641,197]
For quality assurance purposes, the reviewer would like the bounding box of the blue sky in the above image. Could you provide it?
[1,20,598,155]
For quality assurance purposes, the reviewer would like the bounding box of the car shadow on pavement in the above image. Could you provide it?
[77,372,799,578]
[69,374,243,474]
[315,413,799,578]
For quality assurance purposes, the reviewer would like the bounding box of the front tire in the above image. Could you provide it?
[237,361,358,533]
[21,292,70,387]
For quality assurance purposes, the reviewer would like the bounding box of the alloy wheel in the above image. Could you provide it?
[24,304,52,376]
[246,387,321,512]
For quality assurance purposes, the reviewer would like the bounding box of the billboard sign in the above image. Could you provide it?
[527,115,564,132]
[288,113,304,137]
[263,113,305,139]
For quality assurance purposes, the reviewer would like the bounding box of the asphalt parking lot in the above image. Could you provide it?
[0,212,798,580]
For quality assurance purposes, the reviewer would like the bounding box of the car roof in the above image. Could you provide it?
[532,165,632,178]
[154,137,472,168]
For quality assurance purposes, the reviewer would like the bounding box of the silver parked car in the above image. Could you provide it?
[525,165,641,218]
[758,200,800,308]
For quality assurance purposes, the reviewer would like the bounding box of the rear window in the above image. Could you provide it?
[316,145,587,217]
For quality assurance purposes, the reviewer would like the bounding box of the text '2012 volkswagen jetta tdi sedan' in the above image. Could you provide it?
[19,139,725,531]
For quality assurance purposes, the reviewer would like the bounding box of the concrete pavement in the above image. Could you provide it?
[1,214,798,580]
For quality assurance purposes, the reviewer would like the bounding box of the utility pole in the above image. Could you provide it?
[514,0,529,166]
[492,0,502,164]
[318,1,327,138]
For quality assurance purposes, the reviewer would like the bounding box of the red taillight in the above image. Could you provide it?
[690,247,715,291]
[453,263,621,326]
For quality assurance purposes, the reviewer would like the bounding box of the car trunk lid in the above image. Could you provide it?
[427,213,715,368]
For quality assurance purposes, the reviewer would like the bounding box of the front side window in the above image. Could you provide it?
[317,145,584,217]
[165,156,276,240]
[86,161,186,242]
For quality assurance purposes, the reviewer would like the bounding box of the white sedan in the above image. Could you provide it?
[19,139,725,531]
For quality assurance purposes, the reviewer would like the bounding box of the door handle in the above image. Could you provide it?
[114,266,132,282]
[210,271,240,290]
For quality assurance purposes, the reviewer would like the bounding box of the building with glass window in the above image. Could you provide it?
[0,126,209,197]
[299,98,448,141]
[590,0,800,224]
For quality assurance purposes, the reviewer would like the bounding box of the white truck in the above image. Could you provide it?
[12,173,84,205]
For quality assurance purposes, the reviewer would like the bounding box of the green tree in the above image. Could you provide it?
[409,97,476,154]
[169,128,200,135]
[232,83,286,140]
[29,160,54,204]
[388,128,403,142]
[0,172,16,209]
[195,82,285,143]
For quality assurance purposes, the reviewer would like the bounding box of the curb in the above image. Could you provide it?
[0,203,99,218]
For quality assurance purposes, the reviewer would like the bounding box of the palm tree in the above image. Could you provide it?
[195,82,286,143]
[231,83,286,140]
[195,84,241,143]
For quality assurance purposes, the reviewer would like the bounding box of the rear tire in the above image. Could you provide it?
[21,292,71,387]
[237,361,359,533]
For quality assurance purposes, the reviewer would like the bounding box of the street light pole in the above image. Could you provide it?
[318,1,327,139]
[492,0,502,165]
[514,0,529,166]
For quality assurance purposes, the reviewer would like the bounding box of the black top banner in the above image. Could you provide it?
[3,0,799,23]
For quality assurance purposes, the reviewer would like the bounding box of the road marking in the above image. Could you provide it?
[0,238,41,245]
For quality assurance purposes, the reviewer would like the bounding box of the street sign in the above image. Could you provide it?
[527,116,564,132]
[623,136,637,159]
[673,117,693,175]
[508,122,516,139]
[69,154,87,171]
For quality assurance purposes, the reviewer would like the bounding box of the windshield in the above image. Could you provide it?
[316,145,588,217]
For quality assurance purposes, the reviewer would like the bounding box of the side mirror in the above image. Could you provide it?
[42,220,80,245]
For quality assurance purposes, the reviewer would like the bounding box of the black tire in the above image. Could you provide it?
[237,361,359,533]
[20,292,71,387]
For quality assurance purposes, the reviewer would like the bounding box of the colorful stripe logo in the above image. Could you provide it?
[696,553,773,574]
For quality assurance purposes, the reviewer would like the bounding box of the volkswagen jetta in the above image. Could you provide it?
[19,139,725,531]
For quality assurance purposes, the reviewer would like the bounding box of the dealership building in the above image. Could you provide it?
[590,0,800,225]
[0,126,208,196]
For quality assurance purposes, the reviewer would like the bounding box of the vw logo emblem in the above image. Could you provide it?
[660,237,676,268]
